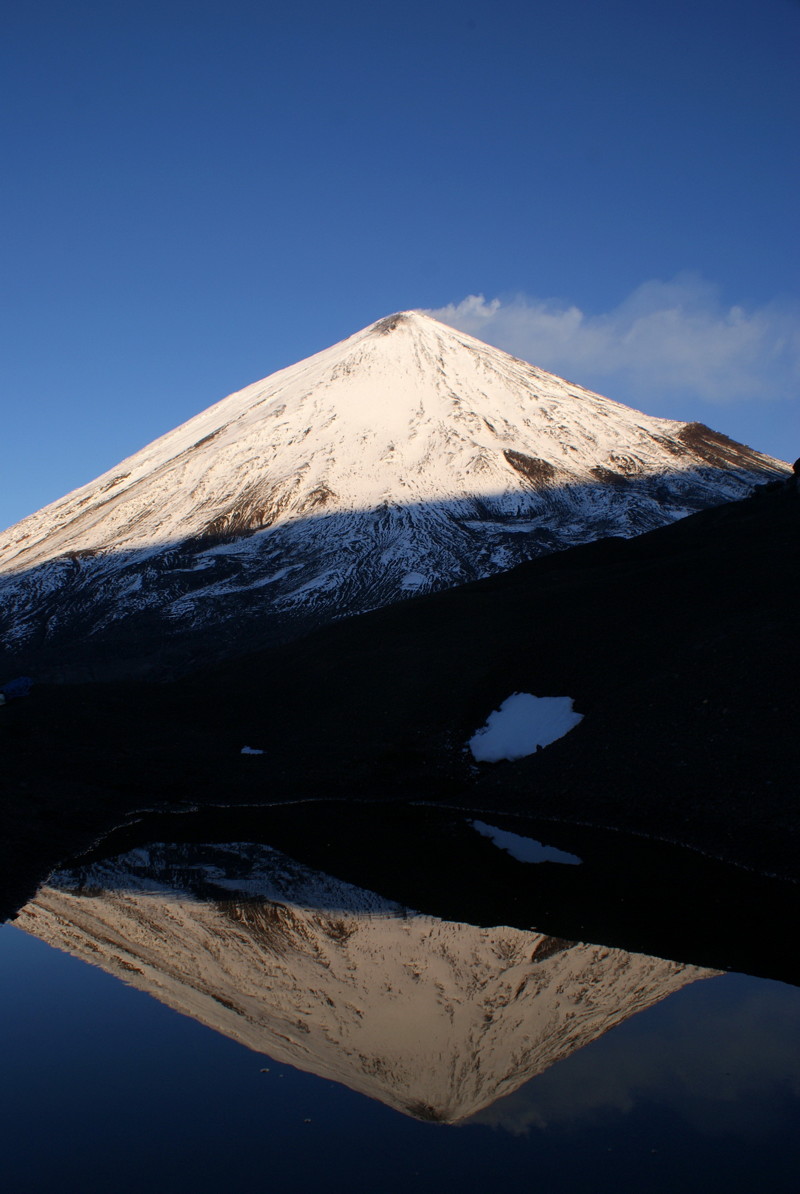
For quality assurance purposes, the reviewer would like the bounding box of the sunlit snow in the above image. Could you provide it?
[1,309,773,578]
[471,820,582,865]
[0,310,782,677]
[401,572,428,590]
[468,692,583,762]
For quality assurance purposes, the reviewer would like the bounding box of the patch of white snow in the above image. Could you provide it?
[400,572,428,590]
[468,692,583,762]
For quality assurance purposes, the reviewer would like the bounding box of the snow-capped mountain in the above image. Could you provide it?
[0,311,786,677]
[16,841,713,1122]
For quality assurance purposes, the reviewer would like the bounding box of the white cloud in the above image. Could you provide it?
[428,275,800,407]
[468,975,800,1138]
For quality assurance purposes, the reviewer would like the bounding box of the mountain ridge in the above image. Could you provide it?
[0,311,786,680]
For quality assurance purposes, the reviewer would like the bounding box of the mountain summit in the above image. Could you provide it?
[0,311,786,678]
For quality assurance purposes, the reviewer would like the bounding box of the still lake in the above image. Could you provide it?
[1,837,799,1194]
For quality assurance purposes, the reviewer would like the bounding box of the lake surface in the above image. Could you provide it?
[2,837,799,1193]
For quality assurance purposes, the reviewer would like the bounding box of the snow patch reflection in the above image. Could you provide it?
[471,820,582,866]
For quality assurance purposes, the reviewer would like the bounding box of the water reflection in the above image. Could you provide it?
[16,841,715,1123]
[471,971,800,1137]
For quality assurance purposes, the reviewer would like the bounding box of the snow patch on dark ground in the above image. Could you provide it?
[468,693,583,762]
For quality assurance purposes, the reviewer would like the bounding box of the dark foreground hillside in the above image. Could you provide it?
[1,479,798,971]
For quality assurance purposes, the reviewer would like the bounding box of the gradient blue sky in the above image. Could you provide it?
[2,0,798,530]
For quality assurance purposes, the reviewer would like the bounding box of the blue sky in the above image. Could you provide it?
[2,0,798,531]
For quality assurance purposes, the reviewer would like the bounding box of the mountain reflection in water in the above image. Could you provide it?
[15,841,715,1123]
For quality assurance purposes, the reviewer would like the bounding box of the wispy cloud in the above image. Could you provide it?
[468,976,800,1138]
[428,275,800,408]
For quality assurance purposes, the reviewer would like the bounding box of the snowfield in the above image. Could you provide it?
[0,311,787,677]
[468,693,584,762]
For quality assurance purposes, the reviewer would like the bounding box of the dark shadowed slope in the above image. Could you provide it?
[1,478,798,937]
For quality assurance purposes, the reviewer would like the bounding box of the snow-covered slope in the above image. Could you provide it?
[16,842,714,1122]
[0,311,786,676]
